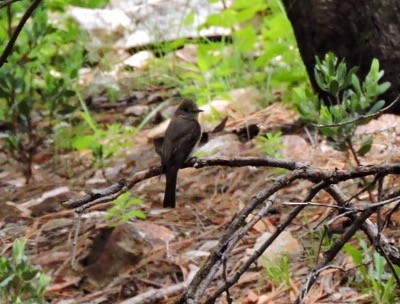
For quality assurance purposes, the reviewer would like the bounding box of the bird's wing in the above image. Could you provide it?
[162,117,201,167]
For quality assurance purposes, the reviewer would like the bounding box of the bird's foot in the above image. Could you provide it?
[187,156,201,168]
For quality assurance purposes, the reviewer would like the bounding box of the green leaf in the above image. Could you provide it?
[344,66,359,87]
[319,105,333,124]
[232,26,258,53]
[77,92,98,132]
[329,79,339,96]
[37,274,51,292]
[0,274,15,288]
[377,82,391,95]
[368,100,385,115]
[184,11,195,26]
[6,135,20,152]
[357,135,373,156]
[314,69,327,91]
[71,135,96,150]
[12,239,25,265]
[21,268,38,281]
[351,74,362,95]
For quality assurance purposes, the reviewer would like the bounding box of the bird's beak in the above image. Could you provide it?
[196,109,204,113]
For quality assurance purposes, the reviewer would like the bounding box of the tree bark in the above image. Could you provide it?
[282,0,400,113]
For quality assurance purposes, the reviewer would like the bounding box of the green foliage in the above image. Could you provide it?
[104,192,146,226]
[54,96,134,172]
[263,255,290,287]
[293,53,390,154]
[0,239,51,303]
[153,0,307,105]
[256,131,283,157]
[0,1,89,180]
[344,240,400,303]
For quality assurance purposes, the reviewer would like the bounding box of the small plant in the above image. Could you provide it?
[104,192,146,226]
[0,2,84,182]
[256,131,283,158]
[293,53,390,162]
[54,95,135,177]
[0,239,51,303]
[153,0,307,105]
[344,239,400,303]
[263,255,291,287]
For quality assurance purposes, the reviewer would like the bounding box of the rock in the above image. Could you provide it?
[198,99,230,131]
[196,134,241,158]
[146,119,170,139]
[42,218,74,233]
[132,222,175,246]
[243,290,259,304]
[85,170,108,186]
[175,44,198,64]
[68,7,130,32]
[123,51,154,69]
[30,192,70,217]
[82,223,149,287]
[229,87,263,115]
[69,0,230,51]
[0,202,28,221]
[18,187,71,217]
[22,186,70,208]
[0,223,29,240]
[124,105,149,116]
[246,231,302,264]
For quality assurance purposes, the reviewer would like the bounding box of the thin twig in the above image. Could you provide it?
[71,211,82,269]
[283,201,353,210]
[120,264,199,304]
[191,199,274,302]
[0,0,43,68]
[0,0,22,9]
[63,156,400,211]
[295,206,377,303]
[181,172,301,304]
[203,182,329,304]
[327,186,400,265]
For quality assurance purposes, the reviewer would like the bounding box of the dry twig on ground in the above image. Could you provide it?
[62,156,400,303]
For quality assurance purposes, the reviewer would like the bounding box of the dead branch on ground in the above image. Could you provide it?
[62,156,400,303]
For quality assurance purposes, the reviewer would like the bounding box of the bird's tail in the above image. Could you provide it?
[163,167,178,208]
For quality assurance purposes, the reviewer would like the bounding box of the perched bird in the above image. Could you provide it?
[161,99,203,208]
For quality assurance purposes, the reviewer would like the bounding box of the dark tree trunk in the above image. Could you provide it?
[282,0,400,113]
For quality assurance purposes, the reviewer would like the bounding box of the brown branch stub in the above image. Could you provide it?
[0,0,43,68]
[0,0,22,9]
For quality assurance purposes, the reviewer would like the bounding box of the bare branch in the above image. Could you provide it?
[295,206,377,303]
[191,199,274,302]
[120,264,199,304]
[202,181,329,304]
[181,171,301,304]
[63,156,400,211]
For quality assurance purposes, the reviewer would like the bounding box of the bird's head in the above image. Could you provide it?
[175,99,203,118]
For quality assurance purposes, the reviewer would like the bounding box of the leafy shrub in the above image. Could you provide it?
[256,131,283,158]
[149,0,307,105]
[104,192,146,226]
[344,240,400,303]
[0,239,51,303]
[293,53,390,157]
[0,2,86,181]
